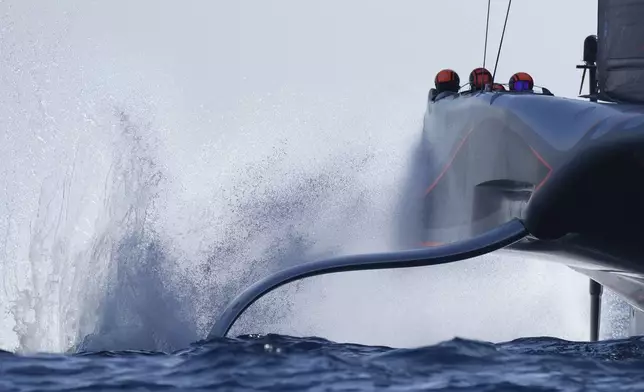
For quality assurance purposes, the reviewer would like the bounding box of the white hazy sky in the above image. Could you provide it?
[3,1,596,103]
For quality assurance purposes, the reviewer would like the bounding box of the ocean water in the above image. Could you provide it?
[4,334,644,391]
[2,1,636,391]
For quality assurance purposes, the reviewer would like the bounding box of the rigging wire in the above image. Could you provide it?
[482,0,491,69]
[492,0,512,83]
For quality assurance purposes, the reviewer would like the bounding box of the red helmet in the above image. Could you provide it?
[469,67,492,90]
[434,69,460,92]
[509,72,534,91]
[492,83,506,91]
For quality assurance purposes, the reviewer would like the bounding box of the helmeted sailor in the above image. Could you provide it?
[469,67,493,91]
[509,72,534,92]
[492,83,506,91]
[429,69,460,101]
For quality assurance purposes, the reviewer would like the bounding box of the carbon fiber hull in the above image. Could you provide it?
[423,91,644,312]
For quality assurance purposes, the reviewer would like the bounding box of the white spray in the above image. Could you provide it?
[0,0,613,353]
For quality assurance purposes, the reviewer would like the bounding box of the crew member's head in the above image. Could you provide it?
[509,72,534,92]
[434,69,460,93]
[469,67,492,91]
[492,83,506,91]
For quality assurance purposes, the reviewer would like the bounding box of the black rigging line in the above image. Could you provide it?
[492,0,512,83]
[483,0,491,69]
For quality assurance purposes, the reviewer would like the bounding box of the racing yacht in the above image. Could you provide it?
[208,0,644,342]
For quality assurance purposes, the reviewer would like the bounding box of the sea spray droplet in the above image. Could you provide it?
[263,343,283,354]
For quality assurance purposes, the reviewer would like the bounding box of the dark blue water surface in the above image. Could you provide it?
[3,334,644,391]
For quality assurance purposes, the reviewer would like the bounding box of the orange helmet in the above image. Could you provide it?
[434,69,460,92]
[509,72,534,91]
[469,67,492,90]
[492,83,506,91]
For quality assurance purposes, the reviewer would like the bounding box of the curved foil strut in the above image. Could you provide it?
[208,218,528,339]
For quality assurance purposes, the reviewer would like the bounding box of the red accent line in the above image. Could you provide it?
[423,130,553,196]
[421,241,444,247]
[420,130,555,249]
[424,126,476,195]
[528,146,552,191]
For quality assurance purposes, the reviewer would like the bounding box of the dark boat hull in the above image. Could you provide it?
[422,91,644,312]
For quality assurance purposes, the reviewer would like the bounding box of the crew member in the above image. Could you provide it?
[492,83,506,91]
[508,72,534,92]
[469,67,493,92]
[429,69,461,101]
